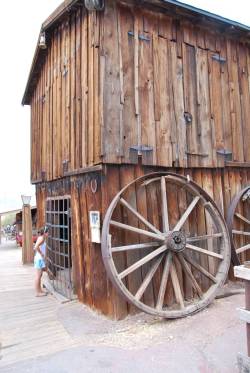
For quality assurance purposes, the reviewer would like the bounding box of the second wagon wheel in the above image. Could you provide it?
[226,185,250,266]
[101,172,231,318]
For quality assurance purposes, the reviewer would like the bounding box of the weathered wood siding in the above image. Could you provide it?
[36,165,250,319]
[30,0,250,182]
[31,8,101,183]
[101,1,250,167]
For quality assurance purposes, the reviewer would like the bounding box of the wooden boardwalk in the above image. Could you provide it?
[0,240,78,368]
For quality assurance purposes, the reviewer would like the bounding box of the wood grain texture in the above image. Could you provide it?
[29,2,250,181]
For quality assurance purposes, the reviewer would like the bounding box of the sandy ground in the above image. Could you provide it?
[0,239,247,373]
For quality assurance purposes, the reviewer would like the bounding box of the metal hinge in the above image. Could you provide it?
[216,149,232,161]
[185,152,208,157]
[212,54,227,63]
[128,31,150,42]
[130,145,153,153]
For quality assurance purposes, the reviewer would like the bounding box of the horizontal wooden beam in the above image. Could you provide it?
[31,165,103,185]
[64,164,103,176]
[226,161,250,168]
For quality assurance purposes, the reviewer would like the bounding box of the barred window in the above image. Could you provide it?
[46,196,75,299]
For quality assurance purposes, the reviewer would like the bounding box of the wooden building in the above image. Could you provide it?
[22,0,250,319]
[15,207,37,236]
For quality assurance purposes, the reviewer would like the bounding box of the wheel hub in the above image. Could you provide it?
[165,231,186,252]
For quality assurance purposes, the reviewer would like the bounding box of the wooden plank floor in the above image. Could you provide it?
[0,240,79,368]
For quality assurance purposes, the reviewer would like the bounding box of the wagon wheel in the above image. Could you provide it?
[101,172,231,318]
[226,185,250,266]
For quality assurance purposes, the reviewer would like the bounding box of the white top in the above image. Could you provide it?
[34,241,46,259]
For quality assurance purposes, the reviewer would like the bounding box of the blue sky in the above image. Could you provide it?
[0,0,249,213]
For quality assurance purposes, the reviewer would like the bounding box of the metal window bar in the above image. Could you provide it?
[45,196,74,299]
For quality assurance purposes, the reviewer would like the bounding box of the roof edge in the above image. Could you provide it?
[163,0,250,32]
[22,0,81,106]
[22,0,250,106]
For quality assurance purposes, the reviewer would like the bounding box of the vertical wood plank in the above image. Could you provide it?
[208,51,224,167]
[75,9,82,169]
[81,9,88,167]
[70,12,76,171]
[101,166,128,319]
[85,174,109,314]
[57,26,62,178]
[87,12,94,165]
[117,5,136,163]
[153,36,172,166]
[169,41,186,167]
[220,38,233,159]
[182,44,199,167]
[139,16,156,165]
[196,48,213,167]
[71,179,85,302]
[93,11,101,164]
[238,44,250,162]
[52,29,57,179]
[102,1,121,163]
[226,39,244,162]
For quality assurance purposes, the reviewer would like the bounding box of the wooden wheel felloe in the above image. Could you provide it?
[226,186,250,266]
[101,172,231,318]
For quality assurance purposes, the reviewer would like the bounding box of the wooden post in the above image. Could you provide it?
[0,214,2,245]
[234,264,250,372]
[22,204,33,264]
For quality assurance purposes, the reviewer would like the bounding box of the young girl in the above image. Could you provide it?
[34,226,49,297]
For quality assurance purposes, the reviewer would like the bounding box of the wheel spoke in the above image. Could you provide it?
[135,254,165,301]
[110,220,164,240]
[103,172,230,317]
[120,198,162,235]
[170,262,185,309]
[112,242,160,253]
[187,233,222,242]
[177,253,203,298]
[161,176,170,233]
[156,252,172,310]
[173,196,200,231]
[182,253,217,283]
[236,244,250,255]
[232,230,250,236]
[118,244,167,279]
[186,243,223,259]
[235,213,250,225]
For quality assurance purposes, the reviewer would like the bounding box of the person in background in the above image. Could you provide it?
[34,226,49,297]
